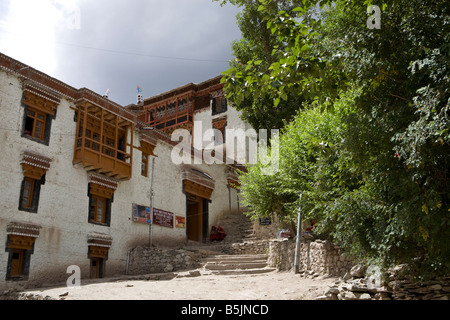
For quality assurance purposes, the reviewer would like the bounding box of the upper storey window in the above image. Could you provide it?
[211,96,227,116]
[211,89,227,116]
[24,108,47,140]
[21,81,61,145]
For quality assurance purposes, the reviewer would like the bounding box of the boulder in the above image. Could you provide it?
[350,265,366,278]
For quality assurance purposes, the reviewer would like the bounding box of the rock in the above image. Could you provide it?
[164,264,174,272]
[429,284,442,291]
[350,265,366,278]
[373,292,391,300]
[59,291,69,297]
[189,270,201,277]
[325,286,340,295]
[343,272,352,281]
[358,293,372,300]
[315,295,328,300]
[350,283,369,292]
[342,291,358,300]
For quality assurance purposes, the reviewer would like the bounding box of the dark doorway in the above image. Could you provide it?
[90,257,104,279]
[187,196,202,242]
[186,195,210,242]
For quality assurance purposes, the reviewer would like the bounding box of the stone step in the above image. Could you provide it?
[205,261,268,270]
[202,254,267,263]
[210,268,276,276]
[200,253,272,276]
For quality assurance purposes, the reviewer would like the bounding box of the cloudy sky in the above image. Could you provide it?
[0,0,242,106]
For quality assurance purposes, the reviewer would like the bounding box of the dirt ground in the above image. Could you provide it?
[22,270,338,300]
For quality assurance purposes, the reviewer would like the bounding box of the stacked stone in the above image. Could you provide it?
[390,280,450,300]
[267,238,295,270]
[318,264,450,300]
[231,240,270,255]
[317,265,392,300]
[387,265,450,300]
[127,246,203,275]
[267,238,354,277]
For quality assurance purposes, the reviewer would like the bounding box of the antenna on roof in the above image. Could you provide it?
[137,85,143,104]
[103,88,110,99]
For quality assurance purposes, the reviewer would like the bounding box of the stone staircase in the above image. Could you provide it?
[185,209,276,276]
[202,254,275,275]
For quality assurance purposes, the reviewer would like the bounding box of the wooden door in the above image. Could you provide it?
[10,249,24,277]
[187,201,200,241]
[90,257,103,278]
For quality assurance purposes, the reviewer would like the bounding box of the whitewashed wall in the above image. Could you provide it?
[0,70,242,290]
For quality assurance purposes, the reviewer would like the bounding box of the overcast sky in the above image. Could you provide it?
[0,0,242,106]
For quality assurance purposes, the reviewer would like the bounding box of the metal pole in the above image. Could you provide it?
[294,194,302,274]
[149,156,155,247]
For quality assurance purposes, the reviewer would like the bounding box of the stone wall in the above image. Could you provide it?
[267,238,354,277]
[231,240,270,255]
[126,246,206,275]
[318,264,450,300]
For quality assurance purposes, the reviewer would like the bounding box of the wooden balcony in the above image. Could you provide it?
[73,102,133,180]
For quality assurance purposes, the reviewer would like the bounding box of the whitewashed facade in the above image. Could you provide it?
[0,53,245,290]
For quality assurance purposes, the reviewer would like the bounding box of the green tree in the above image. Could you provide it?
[228,0,449,277]
[214,0,306,130]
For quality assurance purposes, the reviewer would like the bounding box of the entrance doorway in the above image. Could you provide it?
[10,249,25,277]
[90,257,104,279]
[186,194,209,242]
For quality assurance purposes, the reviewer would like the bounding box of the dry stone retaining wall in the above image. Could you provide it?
[231,240,270,255]
[318,264,450,300]
[126,246,204,275]
[267,238,354,277]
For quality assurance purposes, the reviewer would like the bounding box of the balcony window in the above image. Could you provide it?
[73,103,133,180]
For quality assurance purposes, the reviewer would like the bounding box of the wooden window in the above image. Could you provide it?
[18,175,44,213]
[92,133,100,151]
[141,153,149,177]
[24,108,47,140]
[21,177,35,209]
[104,138,115,157]
[212,97,227,115]
[87,182,114,226]
[89,195,107,224]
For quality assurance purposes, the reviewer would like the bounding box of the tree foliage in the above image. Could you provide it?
[220,0,450,277]
[214,0,306,130]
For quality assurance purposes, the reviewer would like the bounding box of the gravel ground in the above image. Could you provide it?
[21,270,338,300]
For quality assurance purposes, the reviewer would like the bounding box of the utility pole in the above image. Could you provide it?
[294,194,302,274]
[141,125,155,248]
[149,156,155,248]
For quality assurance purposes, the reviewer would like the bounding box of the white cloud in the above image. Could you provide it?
[0,0,81,75]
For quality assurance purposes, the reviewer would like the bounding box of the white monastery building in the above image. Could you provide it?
[0,52,253,290]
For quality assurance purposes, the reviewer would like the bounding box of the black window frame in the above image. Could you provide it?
[87,185,113,227]
[21,97,55,146]
[18,174,45,213]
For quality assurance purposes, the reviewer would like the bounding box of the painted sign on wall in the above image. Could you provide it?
[132,204,151,224]
[153,208,174,228]
[175,216,186,228]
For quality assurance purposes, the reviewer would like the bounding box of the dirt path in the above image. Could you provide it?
[22,270,337,300]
